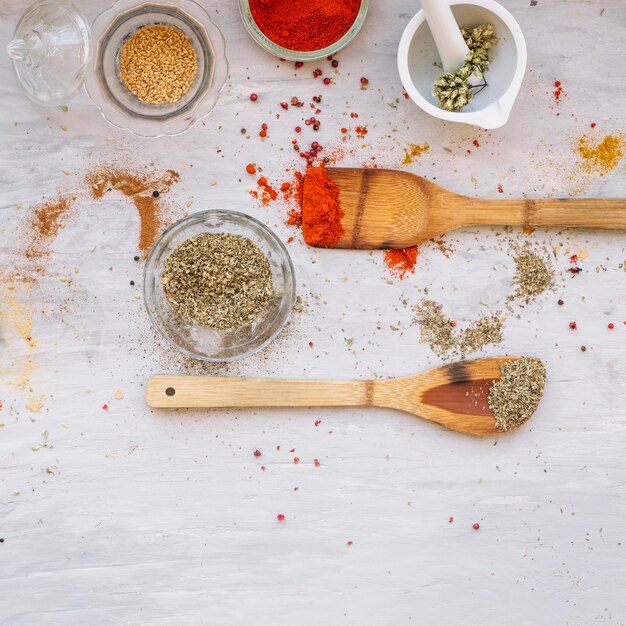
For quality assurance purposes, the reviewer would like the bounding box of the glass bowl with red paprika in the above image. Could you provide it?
[239,0,369,61]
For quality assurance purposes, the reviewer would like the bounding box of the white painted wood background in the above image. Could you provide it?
[1,0,625,624]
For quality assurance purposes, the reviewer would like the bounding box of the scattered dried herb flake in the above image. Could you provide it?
[511,243,555,302]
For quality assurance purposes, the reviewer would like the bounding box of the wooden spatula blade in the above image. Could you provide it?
[327,168,435,249]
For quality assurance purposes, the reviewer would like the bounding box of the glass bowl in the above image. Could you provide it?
[144,210,296,362]
[238,0,369,61]
[85,0,228,137]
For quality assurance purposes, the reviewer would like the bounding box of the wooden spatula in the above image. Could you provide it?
[312,168,625,249]
[145,357,542,436]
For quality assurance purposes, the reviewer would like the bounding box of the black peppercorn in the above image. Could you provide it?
[557,299,564,305]
[134,255,140,261]
[130,280,135,286]
[580,346,586,352]
[152,190,160,198]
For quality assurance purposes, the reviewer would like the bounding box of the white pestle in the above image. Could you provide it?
[419,0,469,71]
[419,0,482,85]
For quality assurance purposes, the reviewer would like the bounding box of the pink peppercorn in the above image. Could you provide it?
[250,93,258,101]
[253,450,261,457]
[323,77,331,85]
[608,323,615,329]
[277,514,285,521]
[472,523,480,530]
[569,322,577,329]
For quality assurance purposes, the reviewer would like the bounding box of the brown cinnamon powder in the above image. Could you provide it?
[85,167,180,255]
[23,194,75,271]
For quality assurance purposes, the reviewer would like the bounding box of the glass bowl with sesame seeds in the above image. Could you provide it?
[85,0,228,137]
[144,210,297,362]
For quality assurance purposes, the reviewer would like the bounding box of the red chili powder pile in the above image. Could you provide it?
[248,0,361,52]
[301,167,344,247]
[85,167,180,256]
[383,246,419,279]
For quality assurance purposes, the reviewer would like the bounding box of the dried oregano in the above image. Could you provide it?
[510,243,556,303]
[162,232,273,330]
[412,299,503,358]
[488,358,546,431]
[433,23,498,111]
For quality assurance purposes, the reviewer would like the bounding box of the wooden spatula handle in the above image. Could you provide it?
[461,197,625,229]
[146,375,370,408]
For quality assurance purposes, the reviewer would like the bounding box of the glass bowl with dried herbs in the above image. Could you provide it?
[144,210,296,361]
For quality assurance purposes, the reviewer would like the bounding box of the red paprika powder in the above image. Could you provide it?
[301,166,344,247]
[384,247,419,279]
[249,0,362,52]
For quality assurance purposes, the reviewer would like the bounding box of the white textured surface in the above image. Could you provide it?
[1,1,625,624]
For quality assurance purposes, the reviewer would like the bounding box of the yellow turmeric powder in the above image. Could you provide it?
[576,134,625,176]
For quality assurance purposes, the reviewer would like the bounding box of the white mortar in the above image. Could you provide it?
[398,0,527,129]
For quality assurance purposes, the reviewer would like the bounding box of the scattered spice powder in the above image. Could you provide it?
[25,195,74,265]
[510,243,555,303]
[301,167,344,247]
[488,358,546,432]
[248,0,361,52]
[384,246,419,279]
[86,167,180,256]
[401,143,430,164]
[162,232,274,329]
[576,133,625,176]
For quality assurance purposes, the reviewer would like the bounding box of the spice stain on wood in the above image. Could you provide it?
[85,167,180,256]
[421,378,494,417]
